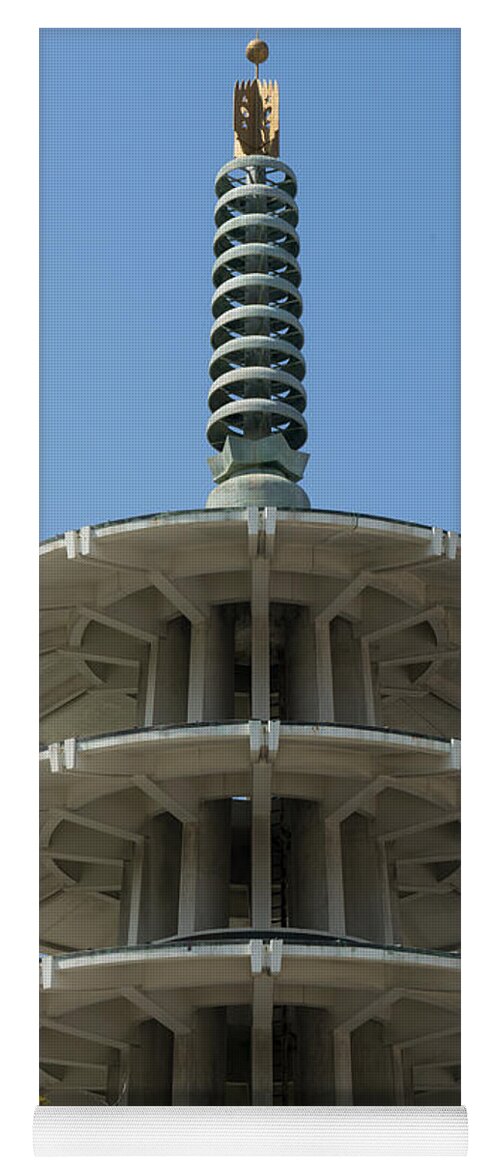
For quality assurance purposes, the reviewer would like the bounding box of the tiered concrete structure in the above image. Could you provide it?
[40,39,460,1107]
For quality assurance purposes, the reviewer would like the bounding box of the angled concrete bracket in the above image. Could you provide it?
[64,526,94,560]
[249,938,283,975]
[48,738,77,773]
[249,720,280,763]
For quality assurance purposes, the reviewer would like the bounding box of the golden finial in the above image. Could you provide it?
[245,35,269,81]
[234,36,279,158]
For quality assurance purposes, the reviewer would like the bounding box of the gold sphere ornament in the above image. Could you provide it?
[246,38,269,67]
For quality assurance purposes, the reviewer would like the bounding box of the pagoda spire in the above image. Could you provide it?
[205,37,310,509]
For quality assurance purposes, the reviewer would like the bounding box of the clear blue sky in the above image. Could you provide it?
[40,27,460,538]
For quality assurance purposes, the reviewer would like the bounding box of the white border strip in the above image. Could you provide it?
[33,1106,468,1156]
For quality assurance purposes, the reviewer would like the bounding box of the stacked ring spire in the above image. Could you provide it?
[208,157,307,454]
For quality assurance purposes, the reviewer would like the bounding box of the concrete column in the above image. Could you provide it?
[325,817,346,935]
[195,799,231,930]
[351,1019,395,1105]
[251,557,270,720]
[333,1027,353,1105]
[172,1009,227,1105]
[150,617,190,724]
[188,607,235,723]
[330,617,367,725]
[285,608,319,720]
[296,1008,335,1104]
[315,617,335,722]
[252,975,274,1105]
[341,813,387,943]
[177,821,199,936]
[126,1020,174,1105]
[203,607,235,721]
[392,1043,406,1105]
[361,638,376,724]
[118,812,181,945]
[377,839,396,945]
[252,763,272,929]
[288,800,328,930]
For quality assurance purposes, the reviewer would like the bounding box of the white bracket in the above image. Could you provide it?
[449,739,461,770]
[64,526,94,560]
[249,720,280,763]
[430,527,444,557]
[249,938,283,976]
[41,955,55,990]
[445,531,459,560]
[47,738,77,773]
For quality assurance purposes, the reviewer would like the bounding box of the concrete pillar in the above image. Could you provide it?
[296,1008,335,1104]
[315,617,335,721]
[172,1009,227,1105]
[330,617,367,724]
[195,799,231,930]
[127,1020,174,1105]
[177,821,199,936]
[188,606,235,723]
[252,975,274,1105]
[285,608,319,720]
[118,812,182,945]
[333,1026,353,1105]
[150,617,190,724]
[351,1019,395,1105]
[288,800,328,930]
[251,557,270,720]
[252,764,272,929]
[325,817,346,935]
[377,838,397,945]
[341,813,387,943]
[392,1043,406,1105]
[203,607,235,721]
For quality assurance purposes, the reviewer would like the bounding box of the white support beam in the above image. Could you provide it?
[377,812,458,844]
[398,1027,459,1052]
[78,606,157,644]
[126,838,144,947]
[360,638,376,724]
[40,1017,129,1052]
[56,649,141,669]
[52,809,143,844]
[377,648,460,669]
[133,775,197,824]
[252,974,274,1106]
[333,1027,353,1105]
[361,605,445,644]
[392,1044,406,1105]
[41,849,125,867]
[143,636,159,726]
[315,618,335,722]
[251,558,271,720]
[251,763,272,930]
[121,987,191,1036]
[248,507,275,722]
[377,839,395,946]
[187,620,207,723]
[327,778,385,825]
[149,570,208,626]
[324,817,346,935]
[177,822,199,936]
[339,988,401,1035]
[313,572,370,625]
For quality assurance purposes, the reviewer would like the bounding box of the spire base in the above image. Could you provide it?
[205,471,310,510]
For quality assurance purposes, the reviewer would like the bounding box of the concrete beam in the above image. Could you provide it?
[252,974,274,1105]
